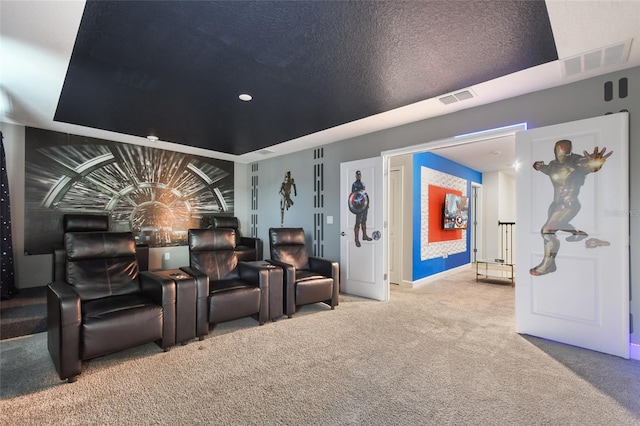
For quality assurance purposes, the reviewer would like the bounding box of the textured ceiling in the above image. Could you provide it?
[53,0,558,156]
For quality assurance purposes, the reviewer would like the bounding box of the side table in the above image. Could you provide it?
[243,261,283,321]
[151,269,198,344]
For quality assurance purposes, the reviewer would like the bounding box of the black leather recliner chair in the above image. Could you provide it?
[212,216,263,261]
[47,231,176,383]
[180,228,269,340]
[53,214,149,282]
[268,227,339,318]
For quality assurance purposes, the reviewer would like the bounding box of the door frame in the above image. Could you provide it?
[471,183,483,263]
[389,166,404,285]
[381,123,528,288]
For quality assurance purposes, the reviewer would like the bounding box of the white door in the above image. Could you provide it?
[389,167,402,285]
[340,157,387,300]
[515,113,629,358]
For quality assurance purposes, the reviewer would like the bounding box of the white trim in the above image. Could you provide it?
[381,123,528,159]
[409,264,472,288]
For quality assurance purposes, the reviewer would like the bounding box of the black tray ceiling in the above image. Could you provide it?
[54,1,557,155]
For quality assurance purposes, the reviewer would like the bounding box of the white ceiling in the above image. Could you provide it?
[1,1,639,169]
[431,134,517,176]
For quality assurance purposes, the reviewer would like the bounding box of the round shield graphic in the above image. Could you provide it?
[348,190,369,214]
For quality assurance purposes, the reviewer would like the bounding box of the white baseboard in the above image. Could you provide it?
[409,264,472,288]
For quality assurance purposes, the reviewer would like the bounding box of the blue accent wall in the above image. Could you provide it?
[412,152,482,281]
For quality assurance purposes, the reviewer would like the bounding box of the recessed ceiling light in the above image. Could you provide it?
[146,135,159,142]
[239,93,252,102]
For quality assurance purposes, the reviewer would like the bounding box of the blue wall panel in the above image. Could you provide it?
[412,152,482,281]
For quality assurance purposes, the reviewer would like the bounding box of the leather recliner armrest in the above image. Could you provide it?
[47,282,82,382]
[139,271,177,349]
[237,262,270,325]
[308,257,338,278]
[308,257,340,308]
[179,266,210,339]
[266,259,296,317]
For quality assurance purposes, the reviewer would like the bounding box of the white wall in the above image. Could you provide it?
[480,171,516,262]
[481,172,500,261]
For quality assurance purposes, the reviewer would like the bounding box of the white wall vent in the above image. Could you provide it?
[561,39,632,77]
[438,88,476,105]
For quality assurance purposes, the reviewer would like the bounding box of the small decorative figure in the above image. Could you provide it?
[530,140,612,276]
[279,171,297,225]
[349,170,372,247]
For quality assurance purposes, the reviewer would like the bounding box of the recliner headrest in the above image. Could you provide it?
[64,214,109,232]
[65,232,136,261]
[269,227,305,246]
[212,216,239,230]
[189,228,236,252]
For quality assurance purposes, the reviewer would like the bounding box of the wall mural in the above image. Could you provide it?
[24,127,234,255]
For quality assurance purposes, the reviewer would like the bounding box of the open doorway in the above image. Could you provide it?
[382,123,526,288]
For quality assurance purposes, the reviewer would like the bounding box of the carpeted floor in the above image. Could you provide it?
[1,269,639,425]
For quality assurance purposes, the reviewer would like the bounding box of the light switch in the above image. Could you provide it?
[327,215,333,224]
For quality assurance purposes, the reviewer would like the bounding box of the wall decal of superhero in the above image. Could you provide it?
[530,140,612,276]
[279,170,297,225]
[349,170,372,247]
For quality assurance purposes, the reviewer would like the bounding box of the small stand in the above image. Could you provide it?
[476,221,515,286]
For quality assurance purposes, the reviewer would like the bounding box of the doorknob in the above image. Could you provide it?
[340,232,346,236]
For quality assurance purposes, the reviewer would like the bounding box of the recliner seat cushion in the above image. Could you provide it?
[81,294,162,360]
[296,277,333,306]
[208,279,261,324]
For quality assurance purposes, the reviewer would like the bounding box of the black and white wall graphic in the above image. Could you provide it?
[24,128,234,255]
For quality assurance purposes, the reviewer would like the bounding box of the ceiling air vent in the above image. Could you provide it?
[561,39,632,77]
[438,88,476,106]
